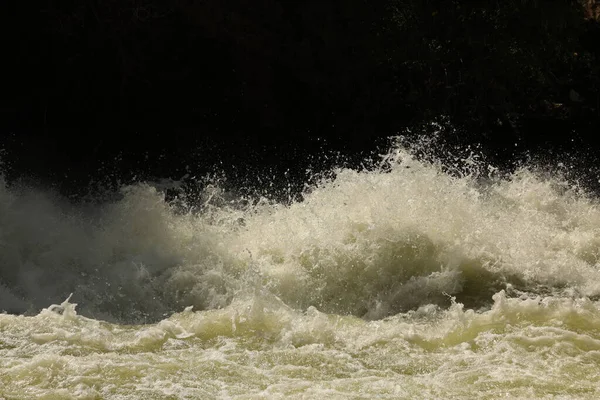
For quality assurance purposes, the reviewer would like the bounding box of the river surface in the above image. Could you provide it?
[2,143,600,398]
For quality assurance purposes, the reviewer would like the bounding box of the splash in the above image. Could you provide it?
[1,138,600,323]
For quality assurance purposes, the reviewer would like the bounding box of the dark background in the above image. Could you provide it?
[2,0,600,197]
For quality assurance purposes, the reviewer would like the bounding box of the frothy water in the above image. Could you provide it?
[2,140,600,398]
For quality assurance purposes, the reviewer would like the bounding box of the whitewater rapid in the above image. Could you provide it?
[2,142,600,398]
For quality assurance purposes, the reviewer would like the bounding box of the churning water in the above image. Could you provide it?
[2,139,600,398]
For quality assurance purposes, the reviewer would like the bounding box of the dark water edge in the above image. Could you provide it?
[2,124,600,205]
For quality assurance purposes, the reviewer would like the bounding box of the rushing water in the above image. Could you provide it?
[2,141,600,399]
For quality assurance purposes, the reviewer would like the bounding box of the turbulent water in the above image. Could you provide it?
[3,141,600,399]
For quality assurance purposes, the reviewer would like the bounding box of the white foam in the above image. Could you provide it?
[1,141,600,323]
